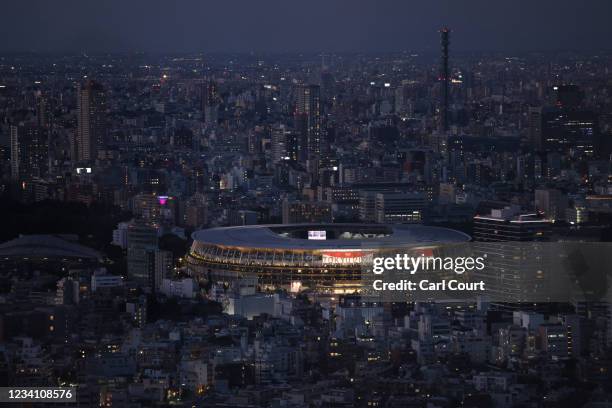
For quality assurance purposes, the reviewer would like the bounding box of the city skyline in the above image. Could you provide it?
[0,9,611,405]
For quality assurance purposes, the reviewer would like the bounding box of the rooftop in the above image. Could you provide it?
[0,234,102,260]
[192,224,470,250]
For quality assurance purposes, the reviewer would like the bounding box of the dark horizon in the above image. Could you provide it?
[1,0,611,54]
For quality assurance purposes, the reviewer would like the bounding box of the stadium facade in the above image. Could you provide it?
[188,224,470,294]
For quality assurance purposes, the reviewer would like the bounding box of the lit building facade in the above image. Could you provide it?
[187,224,470,294]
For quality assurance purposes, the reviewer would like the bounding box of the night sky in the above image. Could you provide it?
[1,0,611,53]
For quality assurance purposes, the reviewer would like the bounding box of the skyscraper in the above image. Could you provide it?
[10,124,48,183]
[127,222,158,290]
[528,107,543,150]
[76,80,106,163]
[439,27,450,132]
[540,108,598,157]
[201,80,219,125]
[154,250,173,292]
[294,84,321,163]
[271,124,291,163]
[473,206,553,309]
[531,85,600,157]
[36,95,51,129]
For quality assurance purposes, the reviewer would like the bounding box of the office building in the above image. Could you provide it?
[127,222,158,288]
[528,107,543,150]
[10,124,48,183]
[473,206,552,242]
[473,206,553,308]
[540,108,598,157]
[439,27,450,132]
[294,84,321,163]
[271,124,297,163]
[91,270,124,292]
[185,194,208,229]
[76,80,106,163]
[154,250,174,292]
[201,80,219,125]
[374,192,427,224]
[282,200,332,224]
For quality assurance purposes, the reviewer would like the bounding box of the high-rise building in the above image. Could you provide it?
[10,124,48,183]
[271,124,292,163]
[528,86,598,156]
[201,80,219,125]
[185,194,208,229]
[439,27,450,132]
[473,206,553,308]
[36,95,51,129]
[127,222,158,289]
[154,250,173,292]
[538,323,569,359]
[76,80,107,163]
[528,107,543,150]
[320,70,334,102]
[395,84,415,117]
[473,206,552,242]
[294,84,321,163]
[540,108,598,157]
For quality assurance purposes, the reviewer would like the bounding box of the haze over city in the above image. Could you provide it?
[1,0,612,52]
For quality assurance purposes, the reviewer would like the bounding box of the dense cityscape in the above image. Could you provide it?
[0,26,611,407]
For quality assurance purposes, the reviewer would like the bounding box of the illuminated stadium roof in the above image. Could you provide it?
[192,224,471,250]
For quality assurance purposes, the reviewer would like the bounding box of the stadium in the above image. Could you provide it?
[187,224,471,294]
